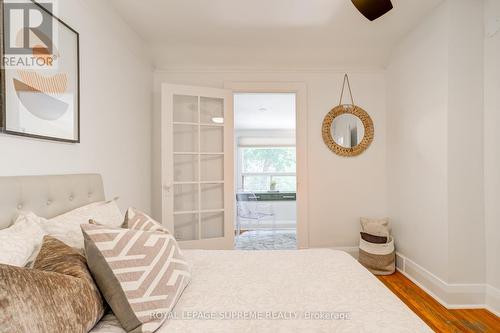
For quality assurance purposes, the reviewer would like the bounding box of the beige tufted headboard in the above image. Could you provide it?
[0,174,105,230]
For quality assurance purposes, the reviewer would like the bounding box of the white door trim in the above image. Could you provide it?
[224,81,309,249]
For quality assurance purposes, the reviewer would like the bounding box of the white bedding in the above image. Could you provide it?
[90,249,431,333]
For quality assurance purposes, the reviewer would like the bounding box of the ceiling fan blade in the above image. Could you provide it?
[351,0,394,21]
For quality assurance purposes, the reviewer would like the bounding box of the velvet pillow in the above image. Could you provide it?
[0,236,105,333]
[81,224,191,333]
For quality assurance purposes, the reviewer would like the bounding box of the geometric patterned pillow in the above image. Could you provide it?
[122,207,170,234]
[81,224,191,333]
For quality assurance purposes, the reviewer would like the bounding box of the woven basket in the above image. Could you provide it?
[358,236,395,275]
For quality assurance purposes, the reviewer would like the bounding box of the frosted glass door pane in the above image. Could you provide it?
[174,214,199,241]
[167,87,229,244]
[174,155,198,182]
[201,212,224,239]
[200,126,223,153]
[174,125,198,152]
[174,184,198,211]
[200,97,224,124]
[201,184,224,210]
[200,155,224,181]
[173,95,198,123]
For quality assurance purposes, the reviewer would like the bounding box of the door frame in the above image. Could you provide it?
[161,83,235,249]
[224,82,309,249]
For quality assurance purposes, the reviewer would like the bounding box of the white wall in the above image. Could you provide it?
[484,0,500,308]
[387,0,493,309]
[446,0,485,285]
[387,2,450,280]
[0,0,153,213]
[153,71,387,248]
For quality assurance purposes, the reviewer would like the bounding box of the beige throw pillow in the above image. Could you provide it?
[81,224,191,333]
[22,200,123,251]
[360,217,391,237]
[0,213,46,267]
[0,236,105,333]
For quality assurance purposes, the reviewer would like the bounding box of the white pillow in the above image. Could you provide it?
[0,213,46,267]
[28,200,124,250]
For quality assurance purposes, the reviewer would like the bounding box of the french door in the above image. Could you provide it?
[161,84,234,249]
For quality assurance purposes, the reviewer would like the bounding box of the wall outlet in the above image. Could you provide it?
[395,253,405,271]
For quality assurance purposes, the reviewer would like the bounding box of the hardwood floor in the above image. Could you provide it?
[378,271,500,333]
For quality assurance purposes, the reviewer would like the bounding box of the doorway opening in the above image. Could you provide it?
[233,93,297,250]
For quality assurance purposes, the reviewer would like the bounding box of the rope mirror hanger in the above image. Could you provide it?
[322,74,374,157]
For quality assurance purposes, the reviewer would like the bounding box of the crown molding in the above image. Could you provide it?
[153,67,387,75]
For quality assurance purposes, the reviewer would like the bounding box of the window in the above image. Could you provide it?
[240,147,296,192]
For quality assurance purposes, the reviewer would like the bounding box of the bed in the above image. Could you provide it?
[0,174,431,333]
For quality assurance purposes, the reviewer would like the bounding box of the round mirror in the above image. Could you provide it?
[331,113,365,148]
[322,105,374,157]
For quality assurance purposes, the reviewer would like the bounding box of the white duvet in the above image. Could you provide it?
[91,249,431,333]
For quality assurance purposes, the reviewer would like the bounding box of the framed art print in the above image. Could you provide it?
[1,0,80,142]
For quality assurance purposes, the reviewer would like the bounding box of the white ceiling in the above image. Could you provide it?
[110,0,443,69]
[234,93,296,130]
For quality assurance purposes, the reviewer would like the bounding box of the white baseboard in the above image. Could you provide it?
[395,252,500,316]
[486,284,500,317]
[331,247,499,316]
